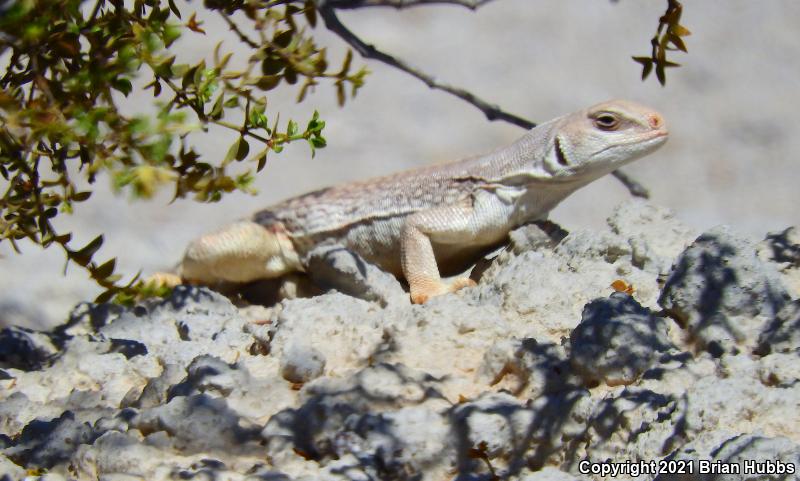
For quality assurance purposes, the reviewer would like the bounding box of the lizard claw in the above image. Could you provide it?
[410,277,477,304]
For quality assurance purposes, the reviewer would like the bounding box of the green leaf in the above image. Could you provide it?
[256,75,281,91]
[297,81,312,103]
[55,233,72,245]
[237,138,250,161]
[168,0,182,18]
[284,67,298,85]
[111,78,133,96]
[181,63,198,90]
[70,235,104,267]
[287,120,298,137]
[249,108,268,129]
[655,64,666,85]
[341,50,353,75]
[306,111,325,133]
[310,136,326,149]
[632,56,654,80]
[193,60,207,85]
[224,137,250,165]
[163,24,182,47]
[235,171,255,191]
[154,56,176,78]
[261,56,285,76]
[273,30,293,48]
[304,0,317,27]
[95,289,116,304]
[93,258,117,280]
[210,94,225,120]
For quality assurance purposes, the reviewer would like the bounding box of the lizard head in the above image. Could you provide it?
[542,99,668,180]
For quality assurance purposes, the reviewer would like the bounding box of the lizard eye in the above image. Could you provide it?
[593,113,620,131]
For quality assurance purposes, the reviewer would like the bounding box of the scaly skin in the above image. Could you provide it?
[167,100,668,304]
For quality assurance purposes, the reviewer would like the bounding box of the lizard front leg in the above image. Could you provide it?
[401,200,482,304]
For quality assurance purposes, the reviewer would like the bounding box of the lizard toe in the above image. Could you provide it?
[410,277,477,304]
[449,277,477,292]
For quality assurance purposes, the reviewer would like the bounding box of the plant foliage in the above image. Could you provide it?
[0,0,367,302]
[632,0,691,85]
[0,0,686,305]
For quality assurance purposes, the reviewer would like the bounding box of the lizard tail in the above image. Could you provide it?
[178,220,302,284]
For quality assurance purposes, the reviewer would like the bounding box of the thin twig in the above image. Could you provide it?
[220,14,260,49]
[321,0,496,9]
[160,77,271,144]
[607,168,649,198]
[318,6,534,129]
[318,3,650,198]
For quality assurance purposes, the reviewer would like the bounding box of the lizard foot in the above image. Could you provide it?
[410,277,477,304]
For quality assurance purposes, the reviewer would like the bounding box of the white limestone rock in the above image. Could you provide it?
[569,293,676,386]
[1,201,798,480]
[659,225,792,356]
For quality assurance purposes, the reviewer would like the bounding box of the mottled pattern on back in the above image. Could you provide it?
[253,160,482,237]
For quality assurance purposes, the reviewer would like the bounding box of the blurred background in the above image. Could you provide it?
[1,0,798,328]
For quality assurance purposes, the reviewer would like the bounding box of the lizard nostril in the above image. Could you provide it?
[649,114,663,129]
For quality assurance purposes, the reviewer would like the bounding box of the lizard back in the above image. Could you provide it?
[253,159,483,237]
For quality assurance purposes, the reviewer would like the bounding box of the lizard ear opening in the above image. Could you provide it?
[554,136,569,167]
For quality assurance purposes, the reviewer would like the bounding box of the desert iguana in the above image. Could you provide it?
[158,100,668,304]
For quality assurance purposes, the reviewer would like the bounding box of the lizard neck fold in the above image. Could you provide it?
[460,117,565,185]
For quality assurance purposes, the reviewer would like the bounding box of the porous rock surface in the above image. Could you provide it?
[1,200,799,481]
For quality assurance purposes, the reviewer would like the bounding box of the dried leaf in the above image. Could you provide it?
[187,13,207,34]
[336,82,345,107]
[672,24,691,37]
[72,191,92,202]
[667,33,688,52]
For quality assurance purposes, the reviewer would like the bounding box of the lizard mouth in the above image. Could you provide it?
[554,136,570,167]
[590,130,669,159]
